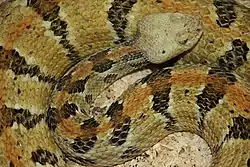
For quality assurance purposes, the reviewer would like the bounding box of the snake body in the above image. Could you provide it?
[0,0,250,167]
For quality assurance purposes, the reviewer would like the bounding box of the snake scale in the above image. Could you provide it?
[0,0,250,166]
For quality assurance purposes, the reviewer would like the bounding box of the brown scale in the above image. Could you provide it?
[60,101,78,119]
[31,148,58,166]
[109,116,131,146]
[213,0,236,28]
[226,115,250,140]
[27,0,82,62]
[46,107,59,131]
[65,76,90,94]
[152,87,177,131]
[8,48,56,83]
[108,0,138,44]
[70,136,98,154]
[92,59,115,73]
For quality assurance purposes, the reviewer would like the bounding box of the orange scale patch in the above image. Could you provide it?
[59,118,114,139]
[226,83,250,115]
[2,128,24,167]
[104,46,138,61]
[71,61,94,81]
[5,15,36,50]
[59,119,96,139]
[53,91,71,108]
[122,86,153,118]
[169,68,207,86]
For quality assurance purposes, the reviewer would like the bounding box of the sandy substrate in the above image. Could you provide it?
[117,132,212,167]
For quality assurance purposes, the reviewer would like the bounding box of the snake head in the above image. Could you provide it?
[135,12,203,64]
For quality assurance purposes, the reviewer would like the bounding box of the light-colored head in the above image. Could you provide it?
[135,13,203,64]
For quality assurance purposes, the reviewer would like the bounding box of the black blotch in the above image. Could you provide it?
[108,0,137,44]
[216,39,248,71]
[152,88,177,130]
[66,76,90,94]
[5,107,45,130]
[213,0,236,28]
[104,73,118,83]
[196,84,224,130]
[121,50,147,67]
[229,110,234,114]
[17,88,21,95]
[60,102,78,119]
[106,101,123,119]
[9,49,56,83]
[85,94,93,104]
[56,74,72,91]
[27,0,81,62]
[184,89,189,95]
[226,115,250,140]
[141,68,172,84]
[81,118,100,129]
[109,117,131,146]
[9,162,14,167]
[31,149,58,165]
[46,107,59,131]
[70,136,97,154]
[92,59,115,73]
[209,39,249,84]
[247,158,250,167]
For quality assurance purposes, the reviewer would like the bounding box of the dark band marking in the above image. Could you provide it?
[31,149,58,166]
[104,73,118,83]
[196,84,224,130]
[247,158,250,167]
[45,107,59,131]
[87,49,111,62]
[121,146,141,159]
[70,136,97,154]
[81,118,100,129]
[0,45,9,70]
[106,101,124,119]
[215,39,248,71]
[60,102,78,119]
[108,0,137,44]
[209,39,249,83]
[226,115,250,140]
[66,76,90,94]
[85,94,93,104]
[2,106,44,130]
[8,49,56,83]
[92,59,115,73]
[198,39,249,131]
[0,106,15,134]
[9,162,14,167]
[141,68,172,84]
[27,0,81,62]
[121,50,148,67]
[56,74,72,91]
[213,0,236,28]
[109,117,131,146]
[152,88,177,130]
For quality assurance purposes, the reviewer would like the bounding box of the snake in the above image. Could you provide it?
[0,0,250,167]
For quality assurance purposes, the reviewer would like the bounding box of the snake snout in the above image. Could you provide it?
[135,13,203,64]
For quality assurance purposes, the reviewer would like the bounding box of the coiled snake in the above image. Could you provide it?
[0,0,250,167]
